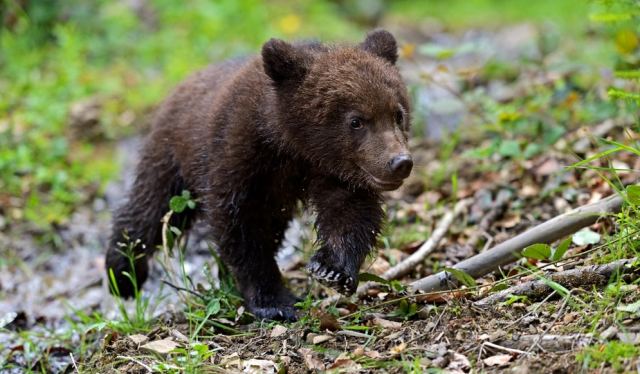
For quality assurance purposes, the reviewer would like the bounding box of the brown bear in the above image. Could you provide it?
[106,29,413,321]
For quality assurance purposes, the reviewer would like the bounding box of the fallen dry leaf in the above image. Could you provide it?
[312,334,333,345]
[299,348,325,370]
[353,346,383,359]
[220,352,242,369]
[270,325,288,338]
[140,339,179,355]
[314,310,340,331]
[328,357,362,370]
[128,334,148,345]
[390,342,407,357]
[447,352,471,372]
[170,329,189,343]
[483,354,513,367]
[372,317,402,330]
[536,158,561,176]
[243,359,278,374]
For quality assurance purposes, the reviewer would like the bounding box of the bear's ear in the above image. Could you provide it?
[262,38,308,84]
[360,29,398,64]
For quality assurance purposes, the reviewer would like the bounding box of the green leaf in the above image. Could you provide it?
[169,190,195,213]
[489,283,509,293]
[539,277,571,299]
[523,143,542,159]
[170,195,188,213]
[498,140,521,157]
[626,185,640,205]
[572,228,601,246]
[617,300,640,315]
[358,272,389,285]
[390,299,419,318]
[206,298,221,315]
[522,243,552,260]
[444,267,476,287]
[551,237,572,261]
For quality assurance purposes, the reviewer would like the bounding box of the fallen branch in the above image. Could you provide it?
[496,334,593,353]
[410,193,624,293]
[474,257,638,306]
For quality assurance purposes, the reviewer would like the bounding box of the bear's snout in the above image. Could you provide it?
[388,154,413,179]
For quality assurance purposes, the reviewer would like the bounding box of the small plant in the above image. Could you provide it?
[577,341,640,371]
[106,237,154,333]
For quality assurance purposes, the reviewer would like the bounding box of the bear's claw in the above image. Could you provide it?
[307,260,357,295]
[250,305,298,321]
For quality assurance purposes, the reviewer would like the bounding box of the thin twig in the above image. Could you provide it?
[161,280,206,300]
[336,330,373,339]
[69,353,79,373]
[116,356,153,373]
[526,295,571,354]
[482,341,531,356]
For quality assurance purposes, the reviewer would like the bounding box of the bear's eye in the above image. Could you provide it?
[395,110,404,125]
[350,118,363,129]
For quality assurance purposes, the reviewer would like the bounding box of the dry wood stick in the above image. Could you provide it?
[410,193,624,293]
[496,334,593,353]
[474,257,638,306]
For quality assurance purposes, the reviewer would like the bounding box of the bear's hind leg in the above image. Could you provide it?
[214,206,298,321]
[106,148,193,298]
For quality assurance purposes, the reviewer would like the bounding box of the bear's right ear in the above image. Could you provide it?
[262,38,308,85]
[360,29,398,64]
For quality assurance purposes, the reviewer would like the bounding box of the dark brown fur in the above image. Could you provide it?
[106,30,412,320]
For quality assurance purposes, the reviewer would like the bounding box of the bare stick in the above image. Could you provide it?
[496,334,593,353]
[410,193,624,293]
[482,341,530,356]
[474,257,638,306]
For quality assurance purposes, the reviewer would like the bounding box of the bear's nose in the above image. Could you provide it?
[389,154,413,179]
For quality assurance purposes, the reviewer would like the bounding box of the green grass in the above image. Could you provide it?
[0,0,361,234]
[390,0,591,34]
[578,341,640,371]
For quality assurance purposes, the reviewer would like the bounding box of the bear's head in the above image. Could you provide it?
[262,29,412,191]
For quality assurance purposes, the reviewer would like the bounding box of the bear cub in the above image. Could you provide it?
[106,29,413,321]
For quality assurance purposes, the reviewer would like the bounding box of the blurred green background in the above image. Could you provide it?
[0,0,636,233]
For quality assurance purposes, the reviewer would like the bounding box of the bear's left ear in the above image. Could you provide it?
[262,38,308,85]
[360,29,398,64]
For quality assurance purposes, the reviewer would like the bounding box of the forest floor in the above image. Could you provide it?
[2,18,640,374]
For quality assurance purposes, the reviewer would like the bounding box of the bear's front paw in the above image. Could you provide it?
[307,259,357,295]
[250,305,298,322]
[244,286,300,322]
